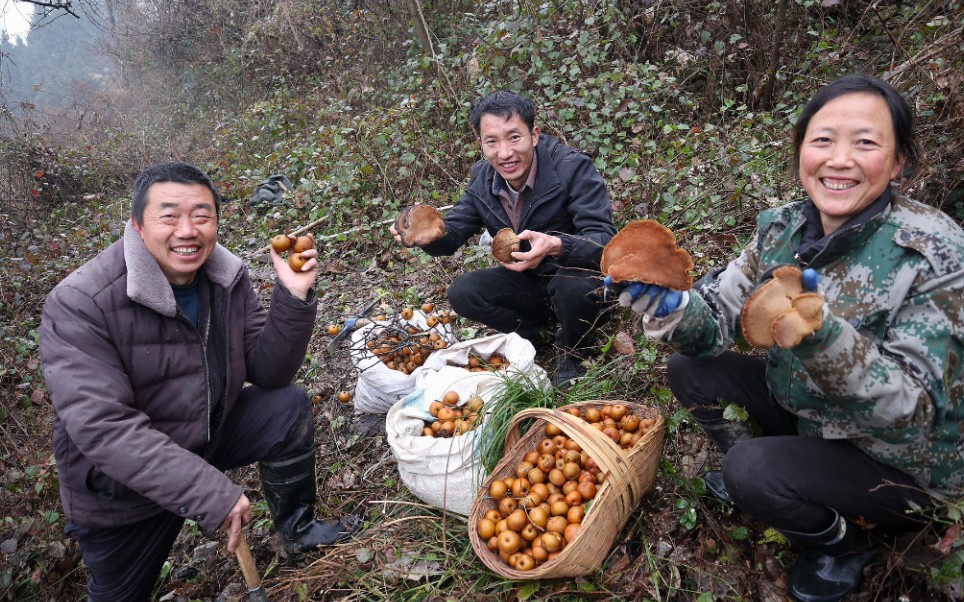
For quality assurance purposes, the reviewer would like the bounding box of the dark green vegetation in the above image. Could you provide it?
[1,1,962,600]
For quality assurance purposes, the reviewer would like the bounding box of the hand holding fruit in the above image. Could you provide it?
[269,232,318,301]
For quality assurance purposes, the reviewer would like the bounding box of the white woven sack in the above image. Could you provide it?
[419,332,544,382]
[386,366,501,516]
[350,310,455,415]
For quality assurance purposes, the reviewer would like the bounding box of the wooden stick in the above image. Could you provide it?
[234,533,269,602]
[247,204,454,257]
[248,213,331,256]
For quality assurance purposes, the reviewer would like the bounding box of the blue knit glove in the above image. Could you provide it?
[605,275,686,318]
[802,268,819,293]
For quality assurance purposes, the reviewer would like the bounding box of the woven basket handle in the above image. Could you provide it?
[504,406,631,479]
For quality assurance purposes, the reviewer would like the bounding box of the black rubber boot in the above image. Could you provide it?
[700,418,753,453]
[259,450,361,554]
[781,511,879,602]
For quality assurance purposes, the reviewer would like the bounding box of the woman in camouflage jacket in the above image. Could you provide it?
[620,75,963,602]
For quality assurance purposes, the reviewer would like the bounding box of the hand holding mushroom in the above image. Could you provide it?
[601,220,694,318]
[607,278,687,318]
[740,266,825,348]
[392,204,446,247]
[493,229,562,271]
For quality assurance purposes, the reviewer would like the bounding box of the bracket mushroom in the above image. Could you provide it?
[600,219,694,290]
[395,204,446,247]
[741,265,824,348]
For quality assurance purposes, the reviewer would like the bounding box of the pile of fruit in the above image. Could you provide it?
[474,403,656,571]
[576,403,657,450]
[422,390,485,438]
[465,352,511,372]
[363,326,447,375]
[328,303,455,375]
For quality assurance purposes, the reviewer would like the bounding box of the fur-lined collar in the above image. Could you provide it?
[123,219,243,317]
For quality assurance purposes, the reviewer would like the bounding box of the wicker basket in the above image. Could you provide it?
[468,400,665,579]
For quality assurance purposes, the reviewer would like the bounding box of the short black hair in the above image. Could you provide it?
[132,162,222,222]
[792,74,918,177]
[469,91,536,136]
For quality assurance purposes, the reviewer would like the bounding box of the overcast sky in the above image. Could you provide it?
[2,0,31,41]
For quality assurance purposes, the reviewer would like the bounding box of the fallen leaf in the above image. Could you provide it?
[613,331,636,355]
[763,555,784,581]
[935,523,961,556]
[381,551,443,582]
[355,547,374,563]
[607,553,631,573]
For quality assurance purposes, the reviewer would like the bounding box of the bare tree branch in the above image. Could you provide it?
[16,0,80,19]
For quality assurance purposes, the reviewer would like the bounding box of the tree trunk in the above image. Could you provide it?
[405,0,435,57]
[756,0,789,109]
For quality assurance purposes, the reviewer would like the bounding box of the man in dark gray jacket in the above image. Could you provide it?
[40,162,358,601]
[391,92,617,387]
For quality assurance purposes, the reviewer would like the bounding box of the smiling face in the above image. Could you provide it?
[478,112,540,190]
[132,181,218,285]
[798,92,905,235]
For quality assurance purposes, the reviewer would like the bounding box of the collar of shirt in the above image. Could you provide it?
[795,187,893,263]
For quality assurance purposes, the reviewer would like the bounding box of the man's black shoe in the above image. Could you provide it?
[552,356,586,389]
[703,470,732,504]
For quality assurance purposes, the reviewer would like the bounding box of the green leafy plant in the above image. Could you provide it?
[477,371,556,473]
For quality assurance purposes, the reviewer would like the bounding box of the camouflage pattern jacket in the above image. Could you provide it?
[655,192,964,499]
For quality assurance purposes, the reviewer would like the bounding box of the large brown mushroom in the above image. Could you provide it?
[600,219,694,290]
[492,228,521,263]
[395,204,446,247]
[740,265,823,348]
[770,292,824,348]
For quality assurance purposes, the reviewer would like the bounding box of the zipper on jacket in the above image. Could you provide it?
[200,315,212,442]
[178,309,213,442]
[217,291,230,443]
